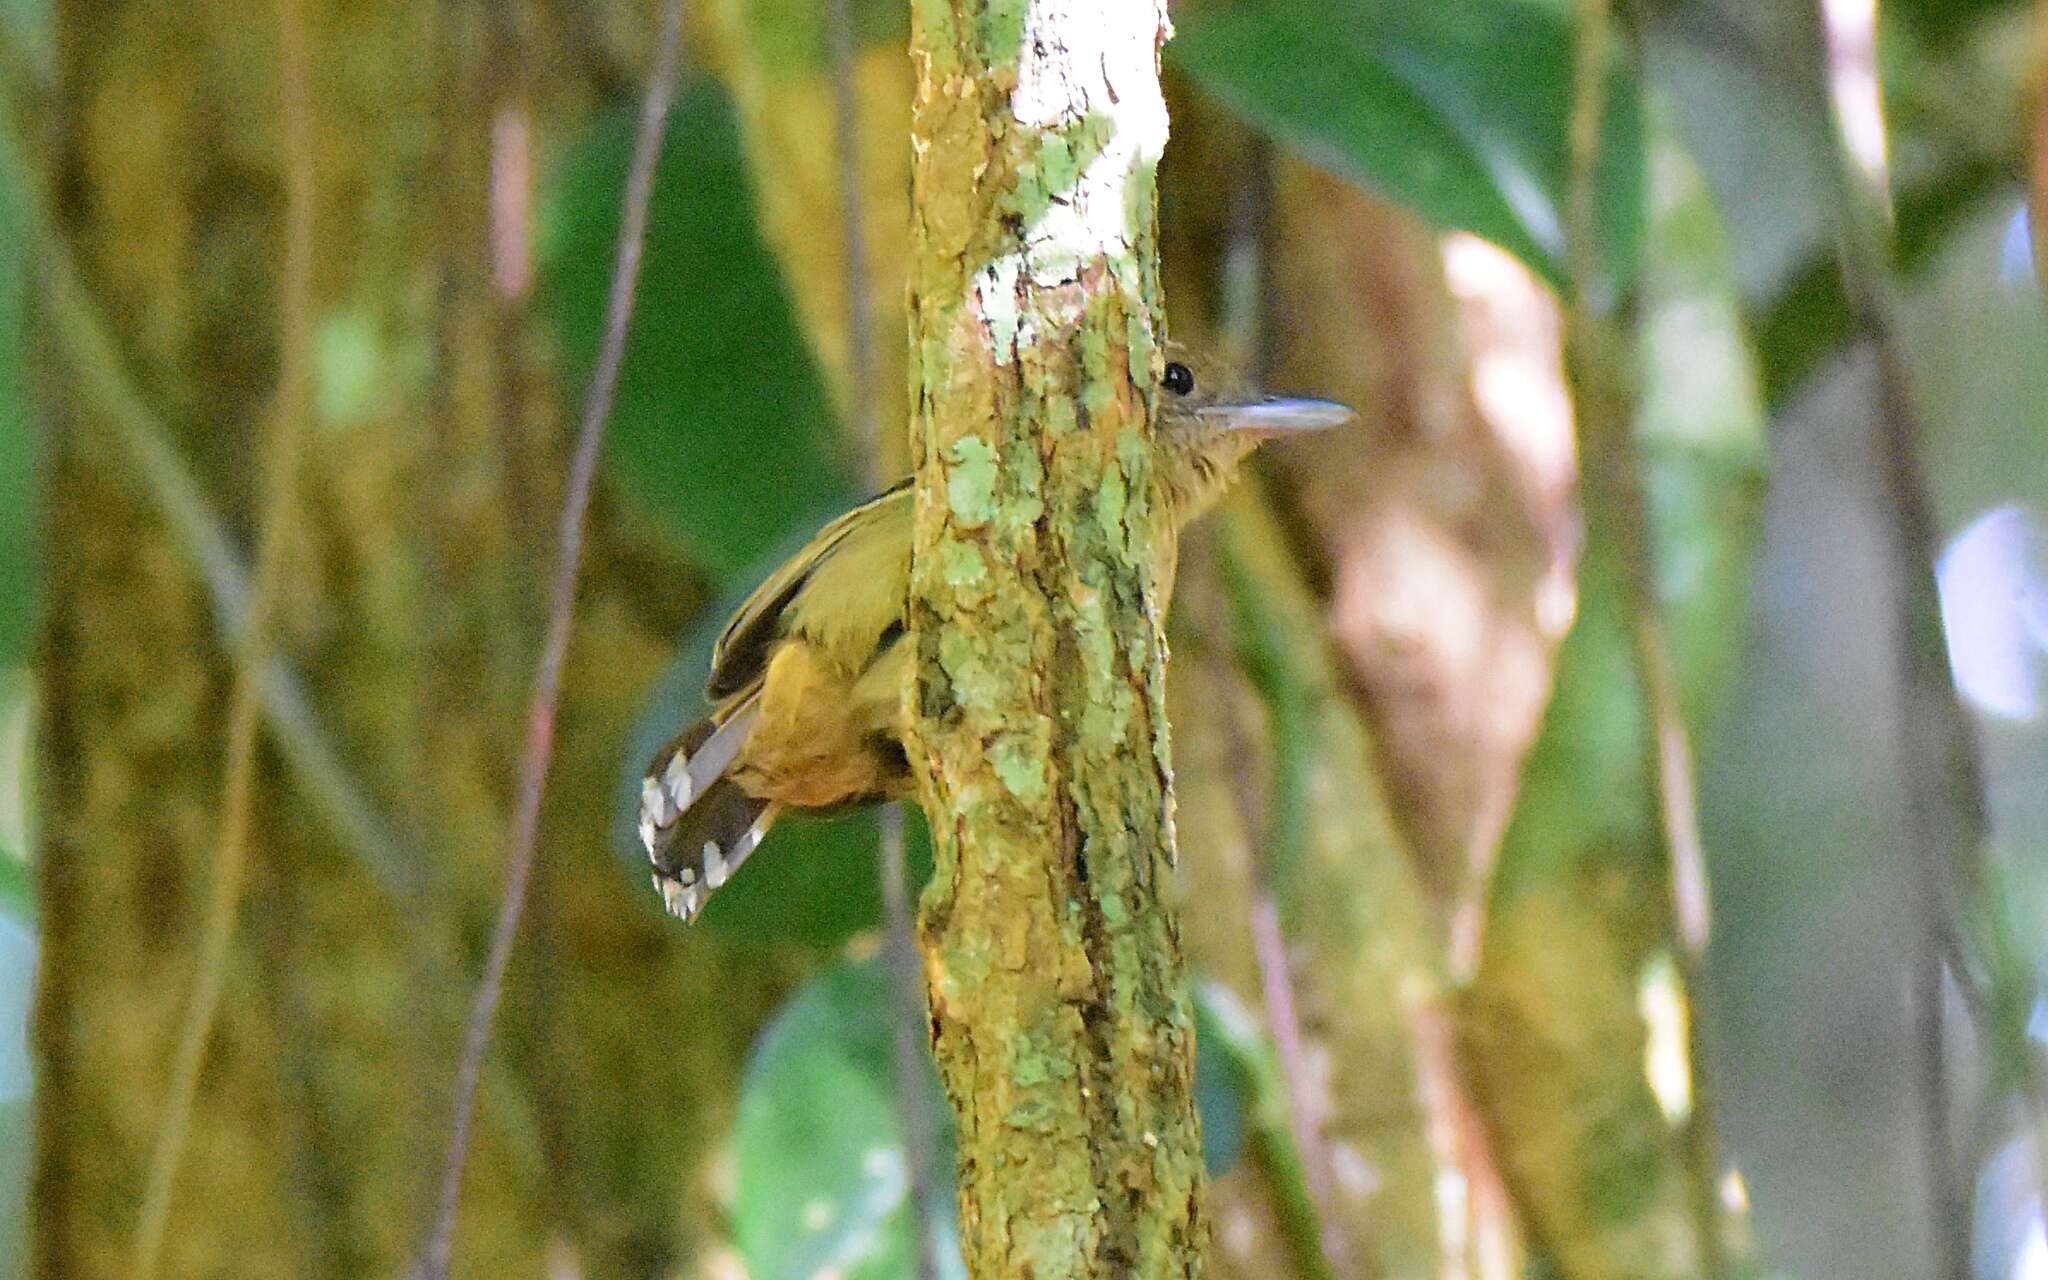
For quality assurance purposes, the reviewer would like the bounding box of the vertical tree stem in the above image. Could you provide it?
[904,3,1206,1276]
[416,2,687,1272]
[130,0,317,1268]
[1567,1,1726,1272]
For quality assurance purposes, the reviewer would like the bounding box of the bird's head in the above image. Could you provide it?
[1152,353,1354,526]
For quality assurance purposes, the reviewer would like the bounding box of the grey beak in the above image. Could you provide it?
[1195,396,1355,437]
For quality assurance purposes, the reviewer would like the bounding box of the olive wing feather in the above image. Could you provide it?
[707,480,914,700]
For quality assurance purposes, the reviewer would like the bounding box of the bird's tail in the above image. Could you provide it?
[639,694,781,921]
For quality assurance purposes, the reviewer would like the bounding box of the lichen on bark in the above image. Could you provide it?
[903,2,1206,1277]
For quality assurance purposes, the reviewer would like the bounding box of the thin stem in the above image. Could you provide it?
[1565,0,1613,312]
[414,3,688,1274]
[1247,897,1351,1279]
[1567,2,1727,1270]
[1218,532,1353,1280]
[130,0,318,1269]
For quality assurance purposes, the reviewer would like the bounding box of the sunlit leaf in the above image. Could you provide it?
[735,957,966,1280]
[542,79,855,581]
[1171,0,1645,291]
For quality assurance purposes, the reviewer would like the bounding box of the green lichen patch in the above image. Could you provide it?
[945,435,999,527]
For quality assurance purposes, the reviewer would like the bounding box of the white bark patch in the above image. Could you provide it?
[972,1,1171,362]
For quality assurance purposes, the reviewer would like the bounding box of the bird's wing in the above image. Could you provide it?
[708,479,913,699]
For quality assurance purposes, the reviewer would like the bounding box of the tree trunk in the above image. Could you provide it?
[904,3,1207,1277]
[31,3,782,1275]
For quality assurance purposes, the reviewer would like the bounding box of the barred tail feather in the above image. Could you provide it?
[646,780,781,921]
[640,693,775,921]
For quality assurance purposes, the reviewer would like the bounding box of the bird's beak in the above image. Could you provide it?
[1193,396,1355,439]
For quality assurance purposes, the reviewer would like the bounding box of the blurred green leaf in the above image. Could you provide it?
[1170,0,1645,291]
[732,966,1263,1280]
[1498,113,1767,894]
[617,529,934,947]
[1190,982,1270,1180]
[1751,158,2012,410]
[1466,117,1768,1275]
[1886,0,2026,47]
[0,117,35,667]
[542,79,855,581]
[684,795,933,948]
[728,0,908,78]
[735,956,966,1280]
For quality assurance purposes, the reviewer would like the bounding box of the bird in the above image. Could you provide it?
[639,356,1352,921]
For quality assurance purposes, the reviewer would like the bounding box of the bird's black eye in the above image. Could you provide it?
[1162,361,1195,396]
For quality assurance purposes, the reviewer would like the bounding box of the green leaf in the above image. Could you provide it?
[1465,114,1768,1274]
[0,116,35,667]
[1190,983,1262,1178]
[727,0,909,78]
[541,79,855,581]
[731,968,1269,1280]
[617,528,935,947]
[1886,0,2025,47]
[1170,0,1645,291]
[735,957,966,1280]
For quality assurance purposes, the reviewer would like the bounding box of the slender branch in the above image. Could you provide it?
[1807,5,1985,1277]
[130,0,318,1269]
[1201,977,1340,1280]
[1220,526,1354,1280]
[876,805,943,1279]
[1567,2,1726,1270]
[1565,0,1614,313]
[414,3,688,1274]
[1247,897,1350,1279]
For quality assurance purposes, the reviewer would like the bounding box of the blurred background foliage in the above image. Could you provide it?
[3,0,2047,1277]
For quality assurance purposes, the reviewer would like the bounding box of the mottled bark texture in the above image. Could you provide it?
[33,3,786,1275]
[904,3,1206,1277]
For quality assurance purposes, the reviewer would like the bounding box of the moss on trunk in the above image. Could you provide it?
[31,4,785,1275]
[903,3,1207,1276]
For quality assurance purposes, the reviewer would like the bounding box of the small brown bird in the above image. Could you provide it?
[640,357,1351,920]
